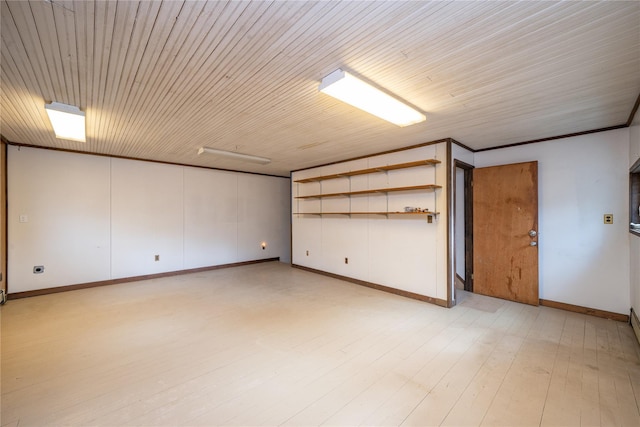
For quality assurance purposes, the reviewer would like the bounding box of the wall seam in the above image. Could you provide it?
[182,167,185,270]
[109,157,113,280]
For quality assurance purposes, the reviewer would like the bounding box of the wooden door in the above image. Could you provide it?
[473,161,538,305]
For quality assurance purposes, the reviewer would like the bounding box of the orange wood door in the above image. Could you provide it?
[473,161,539,305]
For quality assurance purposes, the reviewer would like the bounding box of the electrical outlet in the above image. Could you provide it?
[345,257,348,264]
[604,214,613,224]
[154,254,160,261]
[33,265,44,274]
[306,250,309,256]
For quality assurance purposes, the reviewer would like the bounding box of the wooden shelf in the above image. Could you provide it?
[294,211,439,217]
[295,184,441,199]
[294,159,441,222]
[294,159,440,183]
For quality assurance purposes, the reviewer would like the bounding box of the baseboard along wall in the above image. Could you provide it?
[7,258,280,300]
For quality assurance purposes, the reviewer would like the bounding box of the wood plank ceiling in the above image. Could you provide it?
[1,0,639,176]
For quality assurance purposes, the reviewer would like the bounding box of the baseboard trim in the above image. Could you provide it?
[7,258,280,300]
[631,308,640,345]
[292,264,449,308]
[539,298,629,323]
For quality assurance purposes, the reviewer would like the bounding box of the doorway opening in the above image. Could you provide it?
[453,160,473,304]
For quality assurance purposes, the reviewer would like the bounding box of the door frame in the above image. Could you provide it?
[1,138,6,302]
[453,159,474,293]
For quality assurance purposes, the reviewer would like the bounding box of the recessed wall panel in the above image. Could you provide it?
[237,174,290,263]
[183,168,238,268]
[111,159,184,279]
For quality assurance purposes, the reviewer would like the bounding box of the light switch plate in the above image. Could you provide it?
[604,214,613,224]
[19,214,28,223]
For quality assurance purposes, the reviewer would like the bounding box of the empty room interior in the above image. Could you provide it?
[2,1,640,426]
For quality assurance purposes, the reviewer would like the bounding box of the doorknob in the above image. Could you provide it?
[530,241,537,246]
[529,230,537,237]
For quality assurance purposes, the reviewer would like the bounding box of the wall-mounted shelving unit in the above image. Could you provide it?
[291,143,449,305]
[294,159,441,221]
[294,159,440,183]
[294,211,439,222]
[294,184,441,199]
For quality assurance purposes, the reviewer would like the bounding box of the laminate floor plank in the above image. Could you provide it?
[224,311,444,425]
[238,311,459,426]
[2,262,639,426]
[401,303,527,426]
[439,333,526,426]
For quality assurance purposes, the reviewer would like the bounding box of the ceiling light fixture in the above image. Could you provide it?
[319,69,426,127]
[197,147,271,165]
[44,102,86,142]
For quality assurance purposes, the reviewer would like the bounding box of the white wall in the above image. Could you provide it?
[630,125,640,317]
[292,143,449,302]
[111,159,184,278]
[183,168,239,268]
[237,173,291,263]
[7,146,290,293]
[8,148,112,291]
[475,128,630,314]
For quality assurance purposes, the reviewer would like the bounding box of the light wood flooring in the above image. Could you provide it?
[2,261,640,426]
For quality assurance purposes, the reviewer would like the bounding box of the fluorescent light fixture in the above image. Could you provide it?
[319,69,426,127]
[198,147,271,165]
[44,102,86,142]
